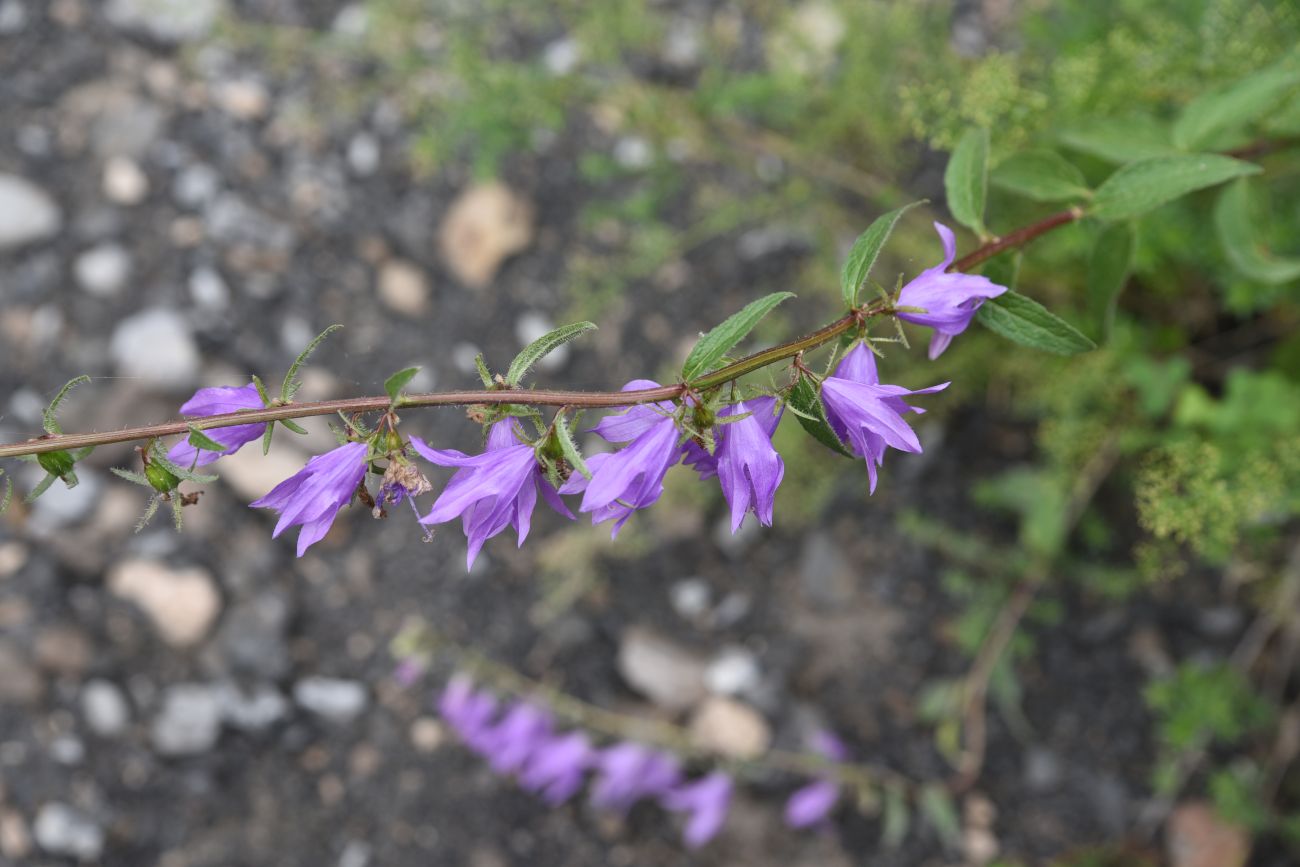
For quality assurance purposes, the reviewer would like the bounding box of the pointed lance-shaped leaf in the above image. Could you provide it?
[186,424,231,455]
[553,412,591,480]
[1214,178,1300,285]
[919,785,961,851]
[881,784,910,849]
[384,366,422,402]
[840,201,926,309]
[1058,115,1177,164]
[43,375,91,436]
[975,291,1096,356]
[506,321,597,386]
[1173,65,1300,151]
[280,324,343,403]
[1086,222,1136,340]
[1088,154,1261,221]
[944,128,990,238]
[787,376,853,458]
[682,292,796,382]
[25,472,59,503]
[990,150,1090,203]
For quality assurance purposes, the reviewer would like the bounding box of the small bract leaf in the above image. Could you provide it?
[682,292,795,382]
[506,321,596,386]
[1058,115,1176,163]
[787,376,853,458]
[990,149,1089,202]
[944,128,990,237]
[1173,65,1300,151]
[281,324,343,403]
[25,473,57,502]
[919,785,961,850]
[150,450,217,484]
[384,366,422,402]
[474,353,494,389]
[186,425,229,455]
[553,413,591,480]
[1214,178,1300,285]
[840,201,926,309]
[975,291,1096,355]
[1087,222,1136,340]
[110,467,151,487]
[1089,154,1260,221]
[261,422,275,456]
[279,418,308,436]
[881,784,909,849]
[43,374,91,436]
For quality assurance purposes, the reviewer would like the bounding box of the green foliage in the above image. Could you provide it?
[840,202,924,309]
[1145,662,1272,753]
[975,291,1097,356]
[681,292,795,382]
[944,128,990,237]
[1088,154,1259,221]
[506,322,597,387]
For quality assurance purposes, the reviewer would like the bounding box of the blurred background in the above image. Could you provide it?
[1,1,1299,864]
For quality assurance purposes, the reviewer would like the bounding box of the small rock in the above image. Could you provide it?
[962,827,1000,866]
[214,682,289,732]
[214,593,290,680]
[705,647,762,697]
[542,38,580,76]
[410,717,445,753]
[103,155,149,205]
[0,641,42,704]
[108,558,221,648]
[0,1,27,35]
[616,626,709,711]
[33,803,103,860]
[219,438,310,503]
[1167,801,1250,867]
[798,532,855,609]
[173,164,221,209]
[662,19,702,68]
[438,182,534,288]
[0,174,61,249]
[0,809,31,861]
[34,624,92,676]
[687,696,771,758]
[514,312,568,370]
[109,308,200,388]
[293,677,368,724]
[215,79,270,121]
[27,468,101,531]
[0,541,28,577]
[105,0,223,43]
[1023,746,1064,792]
[378,260,430,315]
[49,735,85,765]
[81,679,131,737]
[339,840,372,867]
[1196,606,1244,639]
[346,132,380,176]
[332,3,369,38]
[613,136,654,171]
[189,266,230,310]
[450,342,482,375]
[152,684,222,755]
[74,243,132,297]
[670,578,711,620]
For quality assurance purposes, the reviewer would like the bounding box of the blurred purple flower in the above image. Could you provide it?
[662,772,733,849]
[439,674,500,749]
[820,344,948,494]
[477,702,555,775]
[391,657,425,688]
[412,419,571,569]
[590,742,681,814]
[784,729,850,829]
[896,222,1007,359]
[167,383,266,467]
[519,730,595,806]
[562,380,682,537]
[250,440,368,556]
[684,396,784,532]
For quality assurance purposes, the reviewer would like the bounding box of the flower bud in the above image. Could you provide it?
[144,462,181,493]
[37,449,76,479]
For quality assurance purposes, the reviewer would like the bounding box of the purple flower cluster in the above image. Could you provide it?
[896,222,1008,360]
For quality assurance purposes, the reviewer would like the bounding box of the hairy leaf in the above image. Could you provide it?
[384,366,422,401]
[187,424,230,455]
[506,322,597,386]
[1214,179,1300,285]
[1089,154,1260,221]
[944,128,989,237]
[553,413,591,480]
[840,201,925,308]
[976,291,1096,355]
[43,374,91,436]
[990,149,1089,202]
[682,292,795,382]
[281,324,343,402]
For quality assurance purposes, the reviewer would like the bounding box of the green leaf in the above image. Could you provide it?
[787,376,853,458]
[682,292,795,382]
[279,418,308,435]
[261,422,275,456]
[43,374,91,435]
[1058,115,1177,163]
[990,149,1089,202]
[944,128,990,237]
[1173,66,1300,151]
[25,473,57,502]
[280,324,343,402]
[976,291,1096,355]
[553,413,591,480]
[1089,154,1261,221]
[110,467,151,487]
[0,472,11,514]
[186,425,230,455]
[918,784,961,850]
[384,366,422,402]
[474,353,494,389]
[251,374,271,406]
[149,450,218,484]
[1087,222,1136,340]
[840,201,925,309]
[1214,179,1300,285]
[881,784,909,849]
[506,322,597,386]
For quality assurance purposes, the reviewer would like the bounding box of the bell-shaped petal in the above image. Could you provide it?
[167,383,267,467]
[476,702,554,775]
[250,440,368,556]
[519,730,595,805]
[784,780,839,828]
[590,742,681,814]
[661,772,733,849]
[896,222,1007,359]
[712,397,784,531]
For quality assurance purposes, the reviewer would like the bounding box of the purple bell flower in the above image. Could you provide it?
[896,222,1008,359]
[412,419,572,569]
[684,396,784,532]
[439,674,500,749]
[519,730,595,805]
[167,383,267,467]
[590,742,681,814]
[562,380,683,538]
[820,344,948,494]
[250,440,369,556]
[661,772,733,849]
[784,729,850,829]
[477,702,555,775]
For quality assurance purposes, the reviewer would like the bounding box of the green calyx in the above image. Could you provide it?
[37,449,77,480]
[144,462,181,494]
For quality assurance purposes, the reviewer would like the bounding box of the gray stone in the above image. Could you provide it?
[205,193,295,251]
[214,682,289,732]
[0,174,61,249]
[102,155,149,205]
[105,0,223,43]
[613,136,654,171]
[0,642,42,704]
[616,626,709,711]
[214,593,290,679]
[108,558,221,648]
[74,243,132,297]
[705,647,762,697]
[189,266,230,310]
[293,677,368,724]
[109,308,200,388]
[33,804,103,860]
[49,735,85,765]
[0,1,27,35]
[27,468,101,531]
[670,578,711,620]
[173,164,221,209]
[542,38,580,76]
[346,133,380,176]
[81,679,131,737]
[152,684,222,755]
[1023,746,1064,792]
[338,840,372,867]
[798,532,855,609]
